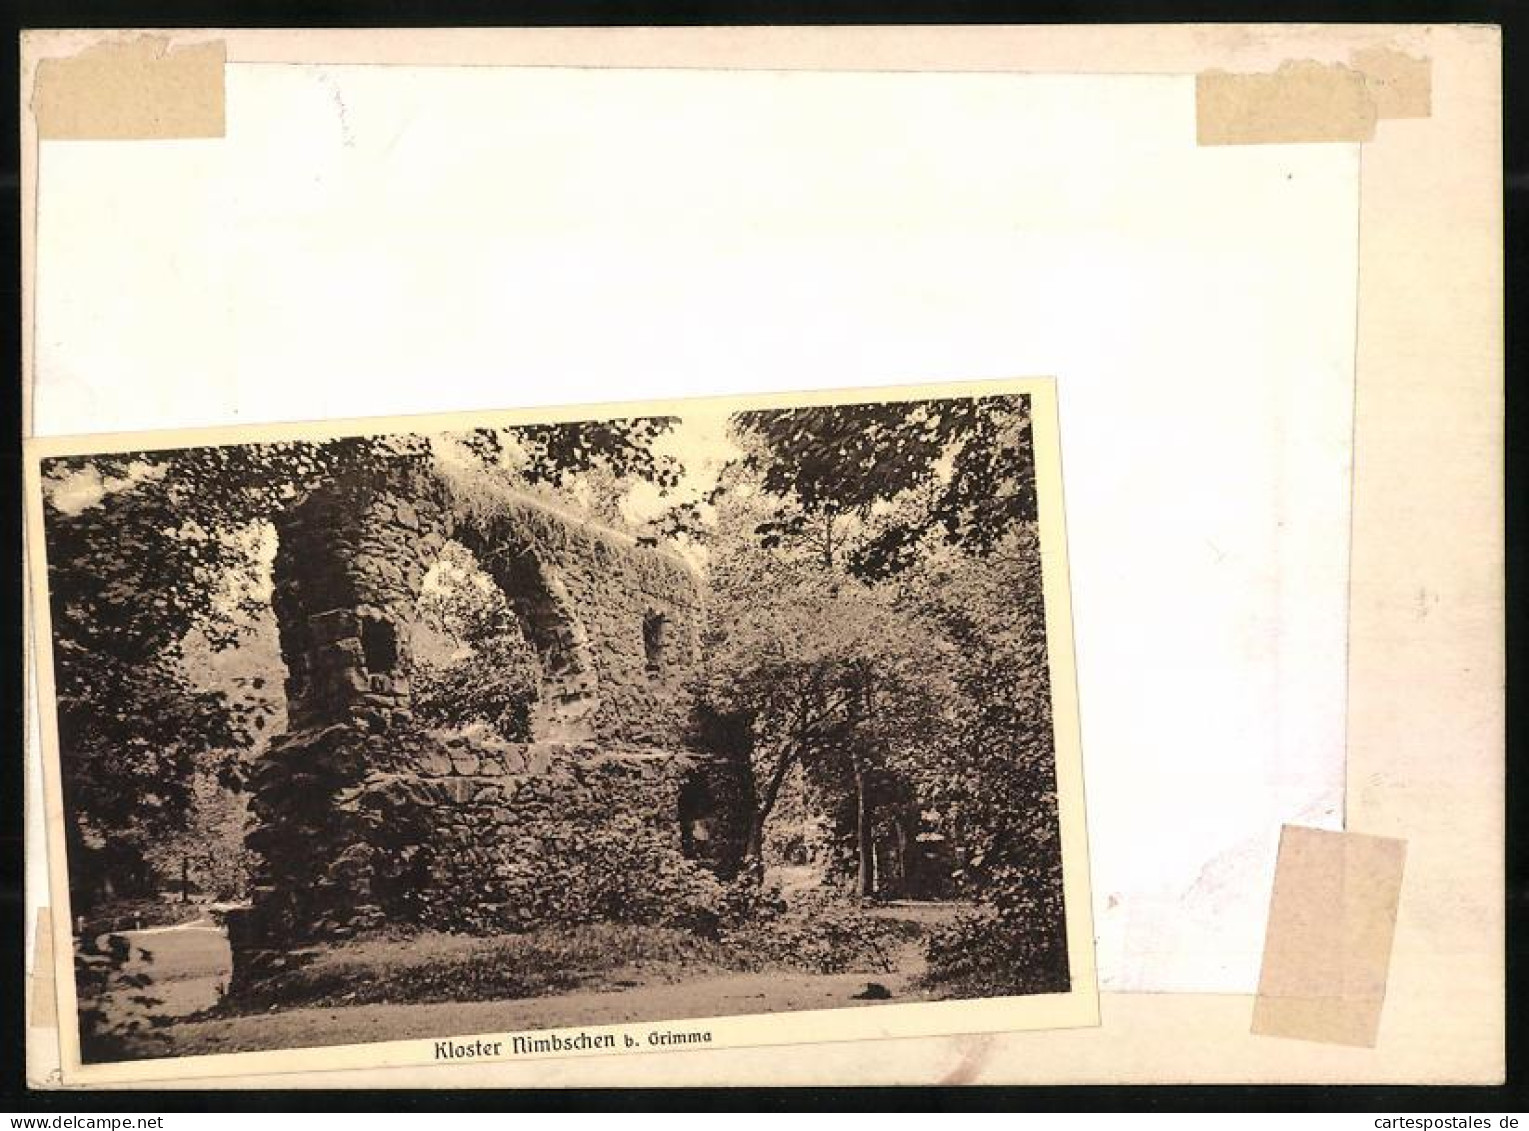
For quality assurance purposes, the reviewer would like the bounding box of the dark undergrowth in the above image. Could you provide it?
[77,895,203,938]
[216,898,921,1014]
[916,903,1072,1000]
[218,924,738,1013]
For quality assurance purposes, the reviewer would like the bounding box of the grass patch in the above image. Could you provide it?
[720,895,923,975]
[223,924,746,1013]
[223,897,928,1014]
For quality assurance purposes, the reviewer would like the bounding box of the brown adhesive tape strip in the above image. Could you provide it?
[30,906,57,1029]
[1352,45,1433,120]
[1197,47,1430,145]
[1198,60,1378,145]
[32,34,226,140]
[1252,826,1406,1048]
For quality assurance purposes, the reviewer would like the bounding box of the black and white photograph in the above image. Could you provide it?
[26,382,1094,1078]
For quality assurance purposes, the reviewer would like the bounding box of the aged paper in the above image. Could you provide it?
[28,54,1358,998]
[22,24,1502,1086]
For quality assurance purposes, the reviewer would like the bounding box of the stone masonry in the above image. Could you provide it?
[230,464,748,989]
[268,467,702,747]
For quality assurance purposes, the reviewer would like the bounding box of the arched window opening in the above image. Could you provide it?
[410,539,539,741]
[643,612,667,678]
[678,775,714,860]
[360,616,398,674]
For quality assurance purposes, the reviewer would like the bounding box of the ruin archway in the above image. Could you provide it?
[409,539,540,742]
[267,470,624,743]
[408,534,603,743]
[452,531,601,741]
[234,462,726,978]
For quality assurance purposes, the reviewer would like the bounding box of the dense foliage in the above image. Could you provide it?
[692,394,1070,993]
[47,390,1069,1012]
[731,394,1037,580]
[899,532,1070,995]
[42,420,681,909]
[717,889,912,975]
[141,770,259,903]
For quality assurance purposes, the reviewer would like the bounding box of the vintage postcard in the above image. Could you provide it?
[24,53,1362,1003]
[24,378,1096,1085]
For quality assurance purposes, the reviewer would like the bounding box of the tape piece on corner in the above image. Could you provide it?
[30,906,58,1029]
[32,34,226,140]
[1252,825,1406,1048]
[1351,45,1433,120]
[1197,47,1431,145]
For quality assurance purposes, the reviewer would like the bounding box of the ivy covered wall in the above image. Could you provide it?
[231,466,742,991]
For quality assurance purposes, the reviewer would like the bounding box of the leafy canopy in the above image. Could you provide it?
[730,394,1037,580]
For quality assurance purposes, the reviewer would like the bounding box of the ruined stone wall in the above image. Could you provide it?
[269,466,702,747]
[358,734,730,934]
[269,472,447,736]
[240,724,744,987]
[232,463,743,989]
[447,489,703,748]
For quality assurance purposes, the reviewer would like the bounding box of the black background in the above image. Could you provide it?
[1,0,1522,1112]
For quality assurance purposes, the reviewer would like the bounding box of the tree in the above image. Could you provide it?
[691,478,955,894]
[692,397,1043,894]
[143,766,259,903]
[894,530,1071,992]
[892,531,1056,883]
[693,391,1061,946]
[49,641,269,906]
[731,393,1037,580]
[695,585,940,893]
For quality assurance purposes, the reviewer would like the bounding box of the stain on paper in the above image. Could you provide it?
[939,1033,997,1085]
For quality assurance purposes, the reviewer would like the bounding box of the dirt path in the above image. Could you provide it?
[94,917,232,1024]
[159,964,932,1058]
[108,900,971,1060]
